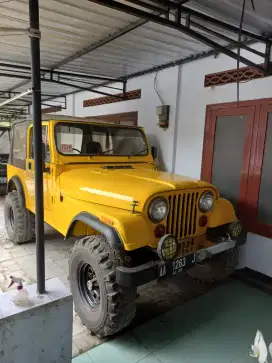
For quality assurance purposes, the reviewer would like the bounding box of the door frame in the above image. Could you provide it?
[202,98,272,236]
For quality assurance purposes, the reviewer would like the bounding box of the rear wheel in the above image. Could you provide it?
[186,248,238,284]
[4,191,35,244]
[69,235,136,337]
[0,183,6,196]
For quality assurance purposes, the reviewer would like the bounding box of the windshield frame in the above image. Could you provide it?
[54,122,149,157]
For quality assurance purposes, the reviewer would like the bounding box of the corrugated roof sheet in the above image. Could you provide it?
[0,0,271,117]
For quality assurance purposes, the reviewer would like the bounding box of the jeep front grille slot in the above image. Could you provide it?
[166,192,199,239]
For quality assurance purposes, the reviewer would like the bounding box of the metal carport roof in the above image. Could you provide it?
[1,0,272,119]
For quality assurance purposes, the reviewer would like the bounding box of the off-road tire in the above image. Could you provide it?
[0,184,6,196]
[4,191,35,244]
[186,248,238,284]
[69,235,136,337]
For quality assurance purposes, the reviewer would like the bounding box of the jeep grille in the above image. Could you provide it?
[166,192,199,239]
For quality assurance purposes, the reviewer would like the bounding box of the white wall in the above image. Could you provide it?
[52,42,272,276]
[54,67,181,172]
[0,131,9,154]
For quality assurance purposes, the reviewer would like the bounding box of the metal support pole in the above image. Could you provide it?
[175,6,181,24]
[185,12,190,28]
[29,0,45,294]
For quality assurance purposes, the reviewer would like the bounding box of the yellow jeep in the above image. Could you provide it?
[5,115,244,336]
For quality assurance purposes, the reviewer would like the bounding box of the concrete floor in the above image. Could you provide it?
[0,197,215,358]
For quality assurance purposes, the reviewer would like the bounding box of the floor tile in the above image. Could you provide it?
[154,282,272,363]
[88,334,150,363]
[46,249,70,261]
[72,342,80,358]
[154,329,232,363]
[22,243,37,254]
[73,352,94,363]
[57,273,69,284]
[73,322,87,336]
[0,250,12,261]
[73,331,101,354]
[46,277,71,301]
[55,257,69,272]
[0,258,18,267]
[10,246,29,258]
[231,350,256,363]
[137,355,162,363]
[132,281,243,353]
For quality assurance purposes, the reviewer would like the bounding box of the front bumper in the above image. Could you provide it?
[116,239,236,288]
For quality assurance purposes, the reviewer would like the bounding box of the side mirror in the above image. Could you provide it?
[151,146,158,160]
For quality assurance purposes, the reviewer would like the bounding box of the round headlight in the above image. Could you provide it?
[148,197,168,223]
[158,234,178,261]
[199,191,214,213]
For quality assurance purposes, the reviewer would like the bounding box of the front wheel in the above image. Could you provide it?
[69,235,136,337]
[0,183,6,196]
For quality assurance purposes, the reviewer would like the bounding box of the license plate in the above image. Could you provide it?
[158,253,196,278]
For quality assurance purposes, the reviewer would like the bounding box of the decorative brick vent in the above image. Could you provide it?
[41,106,62,114]
[204,65,264,87]
[83,89,141,108]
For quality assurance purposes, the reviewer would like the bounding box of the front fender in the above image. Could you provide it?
[208,198,237,228]
[66,212,123,251]
[7,176,25,207]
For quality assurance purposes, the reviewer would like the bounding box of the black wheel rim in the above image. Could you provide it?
[78,263,101,309]
[8,206,15,229]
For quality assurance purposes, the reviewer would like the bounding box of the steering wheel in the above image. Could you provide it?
[72,148,81,154]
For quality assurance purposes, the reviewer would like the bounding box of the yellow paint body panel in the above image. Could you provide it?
[208,198,237,228]
[7,118,238,252]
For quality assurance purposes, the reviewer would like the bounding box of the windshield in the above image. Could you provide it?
[55,122,148,157]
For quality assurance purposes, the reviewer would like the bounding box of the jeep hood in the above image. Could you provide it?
[60,167,215,212]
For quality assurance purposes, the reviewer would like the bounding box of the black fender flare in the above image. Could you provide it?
[7,176,25,207]
[66,212,123,251]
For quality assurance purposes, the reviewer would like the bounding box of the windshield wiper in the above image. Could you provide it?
[101,148,116,154]
[101,147,148,156]
[129,147,148,156]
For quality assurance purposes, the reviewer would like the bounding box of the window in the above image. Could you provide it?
[202,99,272,238]
[10,120,29,169]
[55,122,148,156]
[30,126,50,162]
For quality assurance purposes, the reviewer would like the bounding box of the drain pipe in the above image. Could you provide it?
[29,0,45,294]
[171,65,182,173]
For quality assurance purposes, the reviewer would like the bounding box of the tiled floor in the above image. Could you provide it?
[0,197,101,357]
[72,280,272,363]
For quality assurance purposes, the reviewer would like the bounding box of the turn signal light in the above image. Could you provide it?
[199,215,208,227]
[154,224,166,238]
